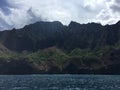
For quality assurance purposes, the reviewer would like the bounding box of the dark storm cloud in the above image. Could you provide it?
[109,0,120,13]
[0,0,12,15]
[0,17,13,30]
[110,5,120,12]
[0,0,10,8]
[114,0,120,3]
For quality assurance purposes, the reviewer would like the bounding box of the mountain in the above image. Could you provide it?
[0,21,64,52]
[0,20,120,52]
[0,43,10,53]
[0,21,120,74]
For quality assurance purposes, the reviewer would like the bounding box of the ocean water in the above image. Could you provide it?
[0,75,120,90]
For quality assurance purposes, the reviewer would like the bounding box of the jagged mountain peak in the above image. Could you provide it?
[0,20,120,52]
[116,20,120,25]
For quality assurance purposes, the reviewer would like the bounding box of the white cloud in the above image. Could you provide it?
[96,0,120,25]
[84,0,105,11]
[0,0,120,30]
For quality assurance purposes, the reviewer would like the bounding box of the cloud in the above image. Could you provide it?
[109,0,120,13]
[0,0,12,15]
[0,0,87,30]
[0,0,120,30]
[83,0,105,11]
[96,0,120,25]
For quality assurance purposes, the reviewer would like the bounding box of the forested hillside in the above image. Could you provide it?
[0,21,120,74]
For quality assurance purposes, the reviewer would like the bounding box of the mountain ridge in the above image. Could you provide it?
[0,20,120,74]
[0,21,119,50]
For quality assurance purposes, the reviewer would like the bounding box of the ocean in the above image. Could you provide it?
[0,75,120,90]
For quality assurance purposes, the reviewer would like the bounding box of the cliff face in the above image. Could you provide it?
[0,20,120,52]
[0,21,120,74]
[0,43,10,54]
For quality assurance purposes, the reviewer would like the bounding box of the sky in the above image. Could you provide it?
[0,0,120,30]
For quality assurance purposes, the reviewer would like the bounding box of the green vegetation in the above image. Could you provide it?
[0,21,120,74]
[0,47,104,67]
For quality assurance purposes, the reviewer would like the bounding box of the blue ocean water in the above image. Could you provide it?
[0,75,120,90]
